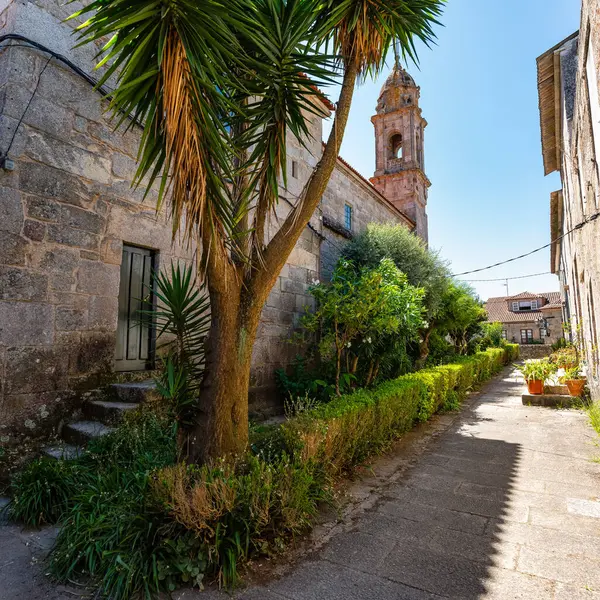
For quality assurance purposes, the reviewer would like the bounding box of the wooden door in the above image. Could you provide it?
[115,245,155,371]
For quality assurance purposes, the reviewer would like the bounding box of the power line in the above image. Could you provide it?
[451,210,600,277]
[462,271,551,282]
[1,54,51,160]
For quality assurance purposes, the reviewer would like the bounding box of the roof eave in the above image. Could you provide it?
[536,31,578,176]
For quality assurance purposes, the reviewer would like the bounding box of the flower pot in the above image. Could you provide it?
[565,378,587,397]
[527,379,544,395]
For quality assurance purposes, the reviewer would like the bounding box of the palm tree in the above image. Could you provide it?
[73,0,444,461]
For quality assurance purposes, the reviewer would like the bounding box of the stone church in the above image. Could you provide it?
[0,0,430,432]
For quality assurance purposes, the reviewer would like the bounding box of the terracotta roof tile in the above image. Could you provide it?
[484,292,562,323]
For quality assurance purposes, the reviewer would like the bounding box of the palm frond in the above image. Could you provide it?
[315,0,445,75]
[70,0,240,243]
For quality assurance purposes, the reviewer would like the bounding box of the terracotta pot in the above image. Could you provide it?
[565,379,587,397]
[527,379,544,395]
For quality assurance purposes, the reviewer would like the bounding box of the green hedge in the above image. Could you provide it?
[8,344,518,599]
[282,345,518,475]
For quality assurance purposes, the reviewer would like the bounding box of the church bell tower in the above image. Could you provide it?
[370,65,430,242]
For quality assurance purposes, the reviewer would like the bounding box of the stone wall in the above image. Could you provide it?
[519,345,553,360]
[0,42,195,433]
[553,1,600,400]
[0,0,413,428]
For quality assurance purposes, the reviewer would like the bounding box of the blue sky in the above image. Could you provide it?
[323,0,580,301]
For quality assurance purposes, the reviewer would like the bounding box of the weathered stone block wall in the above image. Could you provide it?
[519,345,553,360]
[558,0,600,400]
[320,159,412,280]
[0,3,194,434]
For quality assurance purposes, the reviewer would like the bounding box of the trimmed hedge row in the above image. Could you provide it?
[282,345,519,475]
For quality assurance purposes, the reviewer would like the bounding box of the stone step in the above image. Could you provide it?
[109,380,156,404]
[522,393,579,408]
[42,444,83,461]
[62,421,115,446]
[84,400,139,424]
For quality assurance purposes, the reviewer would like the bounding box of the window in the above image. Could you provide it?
[501,330,507,340]
[512,300,538,312]
[389,134,403,160]
[520,329,534,344]
[291,160,298,178]
[344,204,353,230]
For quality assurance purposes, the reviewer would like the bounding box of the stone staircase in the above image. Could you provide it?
[43,380,156,460]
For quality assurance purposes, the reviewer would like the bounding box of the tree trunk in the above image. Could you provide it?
[416,327,433,369]
[188,57,361,462]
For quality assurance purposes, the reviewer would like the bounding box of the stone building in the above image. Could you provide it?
[537,0,600,399]
[484,292,564,346]
[0,0,428,433]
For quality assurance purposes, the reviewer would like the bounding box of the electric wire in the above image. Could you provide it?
[1,54,52,159]
[451,210,600,277]
[462,271,551,282]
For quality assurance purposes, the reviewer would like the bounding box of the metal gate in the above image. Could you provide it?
[115,244,155,371]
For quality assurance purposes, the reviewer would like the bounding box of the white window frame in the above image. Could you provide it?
[512,302,519,311]
[531,300,538,310]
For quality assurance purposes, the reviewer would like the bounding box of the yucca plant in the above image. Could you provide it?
[73,0,445,461]
[143,263,210,451]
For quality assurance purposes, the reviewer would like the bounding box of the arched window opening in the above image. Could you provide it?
[389,134,403,160]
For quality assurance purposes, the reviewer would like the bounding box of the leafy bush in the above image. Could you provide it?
[549,345,578,369]
[152,456,324,586]
[301,258,425,393]
[551,337,568,351]
[478,322,504,351]
[9,410,176,527]
[589,402,600,435]
[275,356,334,404]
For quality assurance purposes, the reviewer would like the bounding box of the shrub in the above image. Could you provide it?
[549,345,578,369]
[152,456,324,587]
[589,402,600,436]
[11,346,518,600]
[301,259,425,393]
[9,409,176,527]
[8,458,94,526]
[282,346,517,476]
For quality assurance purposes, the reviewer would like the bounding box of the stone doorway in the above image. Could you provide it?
[115,244,156,371]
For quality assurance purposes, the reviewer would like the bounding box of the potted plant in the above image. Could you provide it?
[516,360,555,395]
[560,365,587,397]
[549,346,578,369]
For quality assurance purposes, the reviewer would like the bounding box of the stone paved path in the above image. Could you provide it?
[188,366,600,600]
[3,367,600,599]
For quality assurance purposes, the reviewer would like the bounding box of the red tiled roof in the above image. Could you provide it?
[484,292,562,323]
